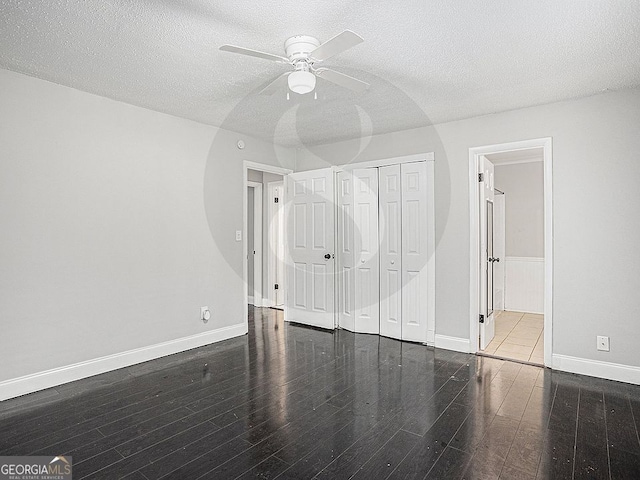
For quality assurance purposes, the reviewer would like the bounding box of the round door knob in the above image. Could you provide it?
[324,253,331,260]
[390,260,395,265]
[361,259,366,263]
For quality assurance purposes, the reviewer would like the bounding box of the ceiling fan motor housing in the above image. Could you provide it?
[284,35,320,61]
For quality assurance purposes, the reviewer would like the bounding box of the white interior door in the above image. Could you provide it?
[379,164,402,340]
[337,171,355,332]
[493,193,505,312]
[479,156,496,349]
[401,162,429,343]
[285,168,335,329]
[353,168,380,334]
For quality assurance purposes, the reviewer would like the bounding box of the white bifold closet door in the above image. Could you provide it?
[353,168,379,334]
[400,162,430,343]
[337,168,379,334]
[337,171,355,332]
[339,162,430,343]
[379,165,402,339]
[379,162,430,343]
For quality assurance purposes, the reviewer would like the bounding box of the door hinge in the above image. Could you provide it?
[274,197,279,203]
[478,173,484,182]
[274,283,279,290]
[479,314,485,324]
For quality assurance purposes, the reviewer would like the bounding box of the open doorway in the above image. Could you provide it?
[243,162,291,322]
[246,181,262,306]
[469,139,552,366]
[267,181,285,309]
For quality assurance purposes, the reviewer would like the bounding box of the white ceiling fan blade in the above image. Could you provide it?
[315,68,370,93]
[259,73,290,95]
[219,45,291,64]
[309,30,364,62]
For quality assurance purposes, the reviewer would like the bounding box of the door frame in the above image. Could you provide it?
[266,180,285,308]
[247,181,263,306]
[468,138,553,366]
[243,161,292,325]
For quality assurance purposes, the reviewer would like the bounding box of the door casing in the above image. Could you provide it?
[468,138,553,366]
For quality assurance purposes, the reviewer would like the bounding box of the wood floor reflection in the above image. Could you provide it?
[1,306,640,479]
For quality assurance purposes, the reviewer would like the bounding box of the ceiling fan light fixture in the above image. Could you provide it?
[288,70,316,94]
[220,30,369,96]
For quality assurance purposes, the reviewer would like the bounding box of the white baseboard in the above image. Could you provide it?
[506,308,543,314]
[435,334,470,353]
[552,354,640,385]
[0,324,247,401]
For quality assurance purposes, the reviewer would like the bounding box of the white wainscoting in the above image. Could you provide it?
[505,256,544,314]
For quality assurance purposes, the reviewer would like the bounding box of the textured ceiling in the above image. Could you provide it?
[1,1,640,147]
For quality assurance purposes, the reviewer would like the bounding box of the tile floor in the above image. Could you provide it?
[483,310,544,364]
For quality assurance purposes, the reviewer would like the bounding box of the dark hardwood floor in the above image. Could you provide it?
[2,307,640,479]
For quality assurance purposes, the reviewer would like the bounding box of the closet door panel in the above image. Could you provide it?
[401,162,429,343]
[379,165,402,340]
[337,171,355,332]
[353,168,379,334]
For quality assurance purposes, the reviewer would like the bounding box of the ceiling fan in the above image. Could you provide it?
[219,30,370,96]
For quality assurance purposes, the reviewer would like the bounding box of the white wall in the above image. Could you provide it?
[296,87,640,372]
[494,162,545,314]
[494,162,544,258]
[0,69,295,394]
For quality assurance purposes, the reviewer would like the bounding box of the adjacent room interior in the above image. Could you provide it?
[1,1,640,478]
[479,147,546,365]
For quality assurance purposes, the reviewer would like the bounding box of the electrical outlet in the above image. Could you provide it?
[596,335,610,351]
[201,306,211,323]
[235,230,242,241]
